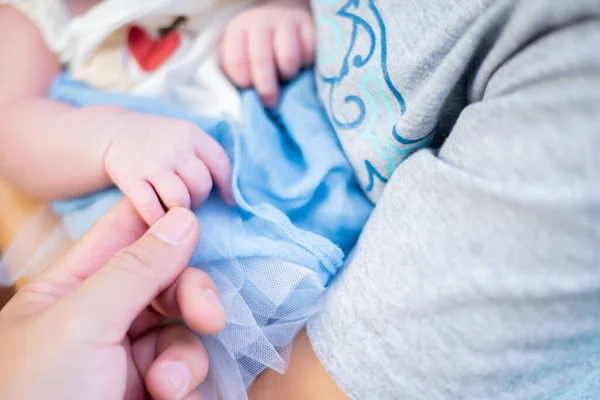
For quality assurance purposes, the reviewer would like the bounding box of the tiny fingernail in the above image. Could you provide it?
[261,96,278,109]
[161,362,191,399]
[226,193,236,207]
[151,208,195,245]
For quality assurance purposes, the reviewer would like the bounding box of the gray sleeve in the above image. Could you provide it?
[307,4,600,400]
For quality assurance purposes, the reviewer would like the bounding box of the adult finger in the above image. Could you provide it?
[128,306,165,339]
[153,267,226,334]
[54,208,202,341]
[28,199,147,297]
[137,325,209,400]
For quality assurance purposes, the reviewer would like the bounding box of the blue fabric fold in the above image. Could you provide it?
[50,70,373,400]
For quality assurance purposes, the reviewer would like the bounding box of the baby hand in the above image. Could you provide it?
[221,0,316,108]
[104,114,234,225]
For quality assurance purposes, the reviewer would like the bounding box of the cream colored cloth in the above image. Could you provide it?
[4,0,254,121]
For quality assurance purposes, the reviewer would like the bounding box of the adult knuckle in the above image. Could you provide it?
[112,247,158,285]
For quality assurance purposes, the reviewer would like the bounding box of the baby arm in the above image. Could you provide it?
[0,6,121,200]
[0,6,233,225]
[220,0,316,107]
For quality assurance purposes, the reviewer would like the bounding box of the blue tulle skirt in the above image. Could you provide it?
[42,70,372,399]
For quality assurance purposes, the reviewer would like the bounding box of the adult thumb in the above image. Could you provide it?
[55,207,201,340]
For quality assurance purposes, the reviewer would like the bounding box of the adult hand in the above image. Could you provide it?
[0,201,226,400]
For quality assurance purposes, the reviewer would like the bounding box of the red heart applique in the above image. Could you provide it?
[128,25,181,72]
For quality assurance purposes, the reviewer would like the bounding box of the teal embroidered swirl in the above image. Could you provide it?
[316,0,435,192]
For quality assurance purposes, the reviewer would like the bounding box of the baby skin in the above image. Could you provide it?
[0,0,315,225]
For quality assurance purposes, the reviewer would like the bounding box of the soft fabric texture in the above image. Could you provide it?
[49,70,373,400]
[308,0,600,399]
[4,0,255,121]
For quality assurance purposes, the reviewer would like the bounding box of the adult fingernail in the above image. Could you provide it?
[151,208,195,245]
[204,289,226,316]
[161,362,191,399]
[204,289,223,307]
